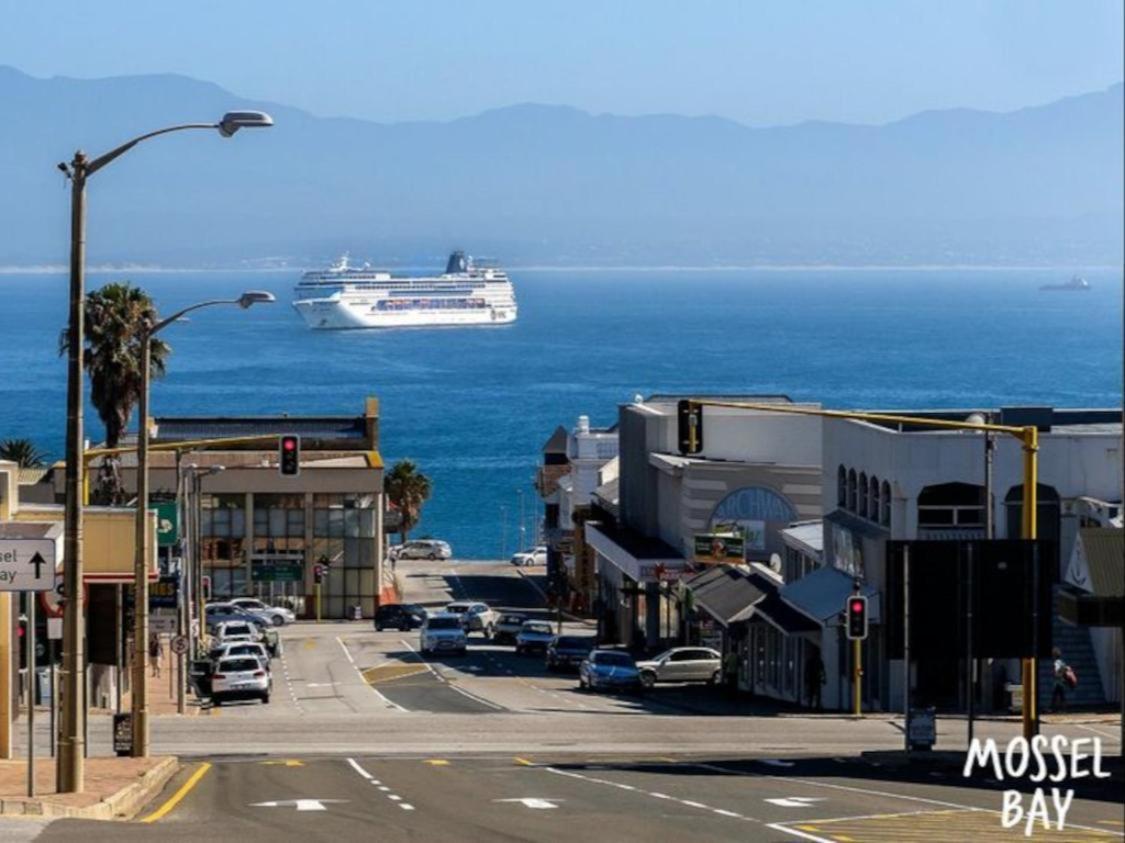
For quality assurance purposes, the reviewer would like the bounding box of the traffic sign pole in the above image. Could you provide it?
[26,593,36,797]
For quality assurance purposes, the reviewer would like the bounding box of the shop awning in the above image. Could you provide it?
[1059,528,1123,627]
[586,522,686,584]
[780,564,881,626]
[685,565,767,626]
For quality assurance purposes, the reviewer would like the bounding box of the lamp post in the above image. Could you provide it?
[133,294,273,757]
[58,110,272,792]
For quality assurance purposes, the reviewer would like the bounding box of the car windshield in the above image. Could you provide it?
[596,652,634,667]
[427,617,462,630]
[523,623,552,634]
[445,604,468,614]
[224,624,252,636]
[557,637,593,649]
[501,615,525,624]
[220,658,260,672]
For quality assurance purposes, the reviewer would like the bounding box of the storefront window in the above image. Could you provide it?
[313,493,377,616]
[202,494,247,599]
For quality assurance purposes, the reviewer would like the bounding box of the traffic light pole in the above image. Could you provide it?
[853,638,862,718]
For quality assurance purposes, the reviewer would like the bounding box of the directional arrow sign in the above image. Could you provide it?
[764,797,826,808]
[251,799,347,812]
[494,798,563,810]
[0,538,57,592]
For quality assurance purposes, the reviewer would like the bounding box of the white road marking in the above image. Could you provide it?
[544,767,751,821]
[400,804,415,811]
[346,757,373,779]
[347,757,415,813]
[251,799,347,812]
[388,794,402,801]
[494,798,563,810]
[378,786,391,792]
[398,638,507,711]
[765,797,826,808]
[759,759,795,767]
[1075,723,1120,740]
[766,823,834,843]
[338,636,407,712]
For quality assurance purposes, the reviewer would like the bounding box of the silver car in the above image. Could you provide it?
[514,620,554,655]
[635,647,722,688]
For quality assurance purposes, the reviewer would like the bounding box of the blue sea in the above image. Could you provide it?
[1,267,1121,557]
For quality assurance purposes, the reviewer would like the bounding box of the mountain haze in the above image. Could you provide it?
[1,66,1121,267]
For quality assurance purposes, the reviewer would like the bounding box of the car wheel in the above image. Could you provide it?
[578,676,588,691]
[640,671,656,689]
[271,615,285,627]
[261,693,271,704]
[376,623,384,632]
[429,552,439,560]
[709,670,721,685]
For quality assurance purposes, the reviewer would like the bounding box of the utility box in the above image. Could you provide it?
[907,707,936,751]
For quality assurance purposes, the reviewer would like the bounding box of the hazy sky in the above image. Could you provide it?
[2,1,1121,125]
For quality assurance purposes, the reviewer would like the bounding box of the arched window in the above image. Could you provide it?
[846,469,857,512]
[837,465,847,507]
[858,472,868,518]
[870,475,880,523]
[1004,484,1061,546]
[917,482,985,529]
[880,481,892,527]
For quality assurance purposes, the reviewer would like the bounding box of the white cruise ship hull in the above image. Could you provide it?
[293,297,517,330]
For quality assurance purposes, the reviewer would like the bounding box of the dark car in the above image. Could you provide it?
[546,636,596,672]
[205,606,281,657]
[374,603,428,631]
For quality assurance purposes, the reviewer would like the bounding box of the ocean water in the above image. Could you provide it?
[1,267,1121,557]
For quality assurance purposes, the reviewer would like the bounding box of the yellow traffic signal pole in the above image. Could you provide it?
[687,400,1040,738]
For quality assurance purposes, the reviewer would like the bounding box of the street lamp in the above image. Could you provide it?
[58,111,272,793]
[133,294,273,755]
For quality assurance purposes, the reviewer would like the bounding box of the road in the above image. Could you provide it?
[7,559,1123,841]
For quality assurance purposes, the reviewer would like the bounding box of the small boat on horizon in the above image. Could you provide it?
[1040,274,1091,291]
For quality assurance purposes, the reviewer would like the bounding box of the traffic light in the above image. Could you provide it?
[677,399,703,455]
[846,595,868,640]
[279,434,300,476]
[314,564,326,584]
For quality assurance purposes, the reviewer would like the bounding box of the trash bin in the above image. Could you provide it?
[352,604,363,621]
[907,707,936,751]
[1005,683,1023,714]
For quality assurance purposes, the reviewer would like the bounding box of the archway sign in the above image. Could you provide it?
[708,486,798,554]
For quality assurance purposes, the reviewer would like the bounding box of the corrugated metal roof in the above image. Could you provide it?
[686,564,767,626]
[1078,528,1124,598]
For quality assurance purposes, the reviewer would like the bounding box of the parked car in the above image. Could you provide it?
[397,540,453,560]
[546,636,595,672]
[492,612,528,644]
[205,609,281,658]
[210,641,271,668]
[419,613,468,656]
[509,546,547,566]
[228,597,295,626]
[374,603,428,631]
[578,649,643,693]
[205,602,275,630]
[635,647,722,688]
[515,620,554,655]
[211,655,271,705]
[444,601,497,636]
[213,620,262,645]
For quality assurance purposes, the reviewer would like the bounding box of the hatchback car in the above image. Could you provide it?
[229,597,295,626]
[209,641,271,668]
[546,636,595,672]
[635,647,722,688]
[444,601,497,636]
[214,620,262,645]
[579,649,642,693]
[492,612,528,644]
[397,540,453,560]
[211,655,271,705]
[419,613,468,656]
[514,620,554,655]
[374,603,428,631]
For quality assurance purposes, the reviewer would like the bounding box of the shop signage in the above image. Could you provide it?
[154,501,179,547]
[693,532,745,563]
[149,575,179,609]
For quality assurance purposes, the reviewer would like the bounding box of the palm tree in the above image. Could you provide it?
[385,459,432,544]
[59,282,170,503]
[0,438,47,468]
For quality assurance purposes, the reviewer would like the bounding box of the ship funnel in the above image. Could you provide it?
[446,251,468,273]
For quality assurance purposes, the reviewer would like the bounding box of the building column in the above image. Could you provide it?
[244,493,254,597]
[374,492,385,612]
[645,582,660,650]
[304,493,315,618]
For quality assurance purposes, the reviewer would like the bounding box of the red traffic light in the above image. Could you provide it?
[279,434,301,476]
[850,600,864,614]
[282,437,297,451]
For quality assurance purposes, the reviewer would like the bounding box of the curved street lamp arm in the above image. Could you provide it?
[86,123,218,176]
[150,297,244,336]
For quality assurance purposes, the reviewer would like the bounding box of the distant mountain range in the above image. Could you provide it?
[1,65,1121,267]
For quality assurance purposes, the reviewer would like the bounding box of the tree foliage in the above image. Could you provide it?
[385,459,432,543]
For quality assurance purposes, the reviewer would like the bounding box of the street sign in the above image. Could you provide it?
[46,617,63,640]
[252,562,303,583]
[154,501,179,547]
[0,539,56,592]
[150,613,177,634]
[170,636,188,655]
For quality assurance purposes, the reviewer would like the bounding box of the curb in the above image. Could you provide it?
[0,756,179,821]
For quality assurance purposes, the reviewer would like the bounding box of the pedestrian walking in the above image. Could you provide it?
[1051,647,1075,712]
[149,632,163,678]
[804,648,825,711]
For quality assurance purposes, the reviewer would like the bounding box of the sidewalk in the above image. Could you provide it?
[0,756,178,820]
[116,655,202,718]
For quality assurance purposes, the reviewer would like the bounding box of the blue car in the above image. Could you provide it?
[578,649,643,693]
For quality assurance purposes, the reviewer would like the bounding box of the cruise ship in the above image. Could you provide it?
[292,251,518,330]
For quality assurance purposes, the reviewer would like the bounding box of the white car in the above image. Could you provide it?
[444,601,497,636]
[211,655,271,705]
[510,546,547,567]
[396,540,453,560]
[419,613,468,656]
[210,641,271,668]
[229,598,295,626]
[635,647,722,688]
[214,620,263,645]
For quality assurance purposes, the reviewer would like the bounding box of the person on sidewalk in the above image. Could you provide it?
[149,632,163,678]
[804,648,826,711]
[1050,647,1068,712]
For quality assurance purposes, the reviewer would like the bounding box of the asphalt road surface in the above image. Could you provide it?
[7,560,1123,841]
